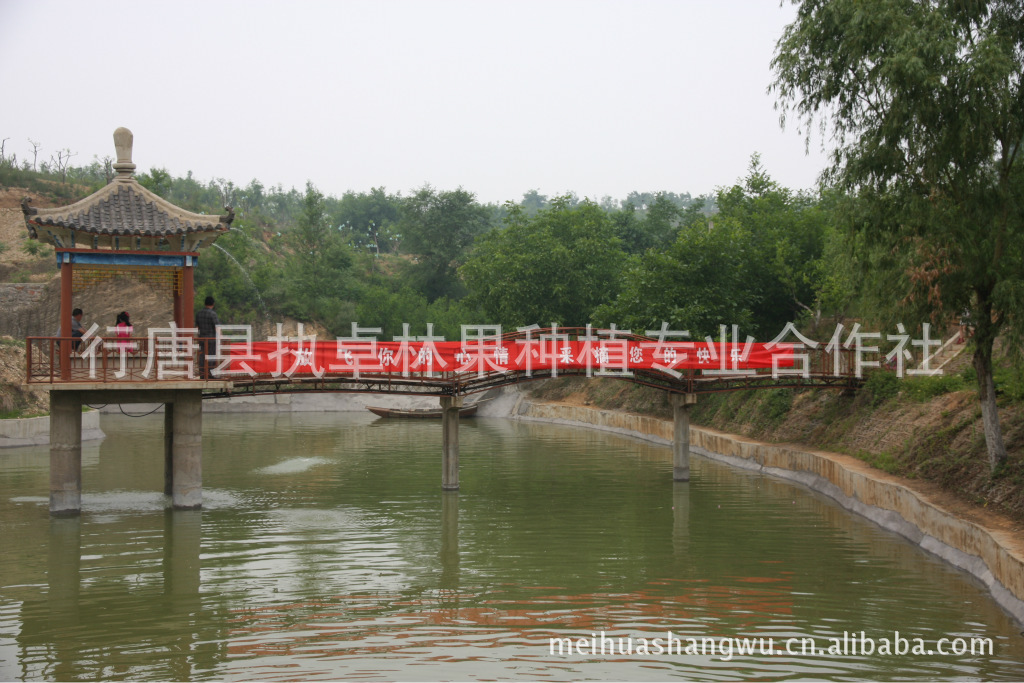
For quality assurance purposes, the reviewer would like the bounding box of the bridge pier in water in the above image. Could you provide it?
[671,393,697,481]
[49,391,83,515]
[440,396,463,490]
[47,384,227,515]
[164,391,203,509]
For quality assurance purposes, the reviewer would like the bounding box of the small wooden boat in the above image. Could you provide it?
[367,404,479,419]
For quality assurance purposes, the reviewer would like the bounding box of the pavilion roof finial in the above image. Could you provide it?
[112,127,136,181]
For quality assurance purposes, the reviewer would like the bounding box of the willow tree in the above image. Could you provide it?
[772,0,1023,472]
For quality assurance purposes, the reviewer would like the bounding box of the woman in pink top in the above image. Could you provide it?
[115,311,133,352]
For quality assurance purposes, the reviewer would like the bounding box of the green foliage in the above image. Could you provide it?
[21,240,46,257]
[351,284,481,342]
[354,285,428,339]
[461,197,626,328]
[400,186,492,302]
[902,374,967,402]
[993,364,1024,404]
[865,371,901,407]
[856,450,901,475]
[334,187,403,255]
[714,154,831,333]
[594,158,831,338]
[195,222,275,325]
[772,0,1024,470]
[282,182,357,333]
[137,167,172,197]
[763,389,794,423]
[593,216,757,336]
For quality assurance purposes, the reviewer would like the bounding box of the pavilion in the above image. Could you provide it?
[20,127,234,514]
[22,126,233,377]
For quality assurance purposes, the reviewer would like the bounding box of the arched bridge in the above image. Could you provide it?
[34,324,943,517]
[26,325,867,397]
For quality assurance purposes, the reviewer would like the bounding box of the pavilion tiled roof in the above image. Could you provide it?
[22,182,233,239]
[22,127,233,252]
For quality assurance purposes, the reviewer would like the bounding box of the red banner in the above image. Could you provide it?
[220,339,795,377]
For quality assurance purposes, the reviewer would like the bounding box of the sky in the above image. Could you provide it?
[0,0,829,205]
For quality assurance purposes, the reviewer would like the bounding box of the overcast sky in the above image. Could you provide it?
[0,0,828,205]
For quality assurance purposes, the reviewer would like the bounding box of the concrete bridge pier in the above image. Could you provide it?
[671,393,697,481]
[440,396,463,490]
[165,390,203,509]
[49,391,83,515]
[48,385,216,515]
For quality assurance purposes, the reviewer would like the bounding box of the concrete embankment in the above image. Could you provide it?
[508,391,1024,626]
[0,410,103,448]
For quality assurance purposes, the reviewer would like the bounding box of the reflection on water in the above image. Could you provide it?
[0,411,1022,681]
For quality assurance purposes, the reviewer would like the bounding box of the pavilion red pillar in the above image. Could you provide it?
[59,259,73,380]
[173,284,183,329]
[182,264,195,329]
[173,297,182,329]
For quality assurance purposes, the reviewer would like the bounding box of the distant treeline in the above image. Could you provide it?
[2,147,860,343]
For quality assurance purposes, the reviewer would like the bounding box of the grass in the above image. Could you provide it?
[902,374,967,401]
[0,409,48,419]
[856,449,901,474]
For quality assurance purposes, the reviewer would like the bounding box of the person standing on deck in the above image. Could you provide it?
[195,296,220,379]
[70,308,85,351]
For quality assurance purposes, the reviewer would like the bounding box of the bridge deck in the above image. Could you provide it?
[26,331,870,397]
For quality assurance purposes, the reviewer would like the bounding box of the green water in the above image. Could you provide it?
[0,411,1022,681]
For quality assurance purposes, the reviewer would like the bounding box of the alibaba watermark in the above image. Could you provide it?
[548,630,993,661]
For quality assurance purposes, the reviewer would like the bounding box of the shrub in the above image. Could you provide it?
[763,389,793,422]
[21,240,45,256]
[865,370,900,406]
[902,374,966,401]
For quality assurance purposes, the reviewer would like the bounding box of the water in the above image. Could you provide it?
[1,412,1022,681]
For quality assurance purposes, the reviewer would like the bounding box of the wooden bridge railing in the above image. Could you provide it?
[26,330,872,397]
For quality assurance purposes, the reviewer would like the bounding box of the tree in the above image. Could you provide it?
[50,148,76,185]
[772,0,1024,472]
[334,187,402,256]
[520,189,549,216]
[399,186,491,301]
[284,181,355,330]
[714,155,829,334]
[595,161,831,339]
[461,197,626,327]
[28,139,41,171]
[138,167,172,197]
[593,217,760,336]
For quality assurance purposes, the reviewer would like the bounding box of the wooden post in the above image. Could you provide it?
[440,396,462,490]
[59,257,73,380]
[671,393,697,481]
[49,390,82,515]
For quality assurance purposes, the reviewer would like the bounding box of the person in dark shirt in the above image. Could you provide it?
[195,296,220,379]
[70,308,85,351]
